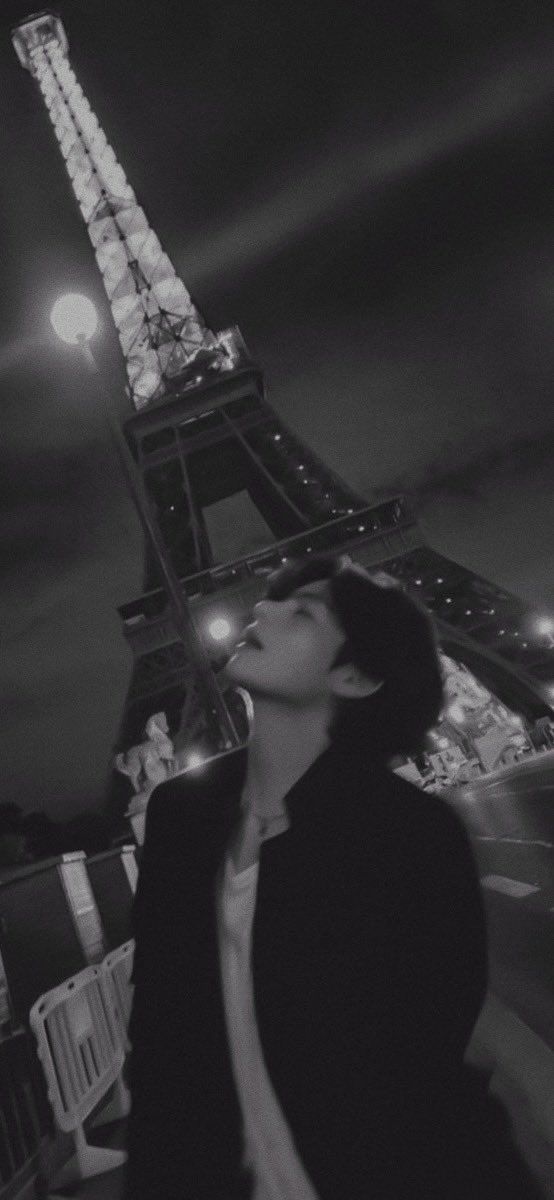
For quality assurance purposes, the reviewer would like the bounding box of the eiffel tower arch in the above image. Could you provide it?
[13,12,554,775]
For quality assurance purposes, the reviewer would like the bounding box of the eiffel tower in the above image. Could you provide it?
[13,12,553,770]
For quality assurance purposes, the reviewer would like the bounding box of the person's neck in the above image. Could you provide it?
[242,697,332,818]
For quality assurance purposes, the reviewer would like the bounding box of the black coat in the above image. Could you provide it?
[125,741,540,1200]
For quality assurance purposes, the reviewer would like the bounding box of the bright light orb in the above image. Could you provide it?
[536,617,554,638]
[50,293,98,344]
[208,617,232,642]
[186,752,205,771]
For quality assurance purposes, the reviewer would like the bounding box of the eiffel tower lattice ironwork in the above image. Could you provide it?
[13,12,553,779]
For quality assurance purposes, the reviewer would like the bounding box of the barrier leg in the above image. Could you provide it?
[48,1123,127,1187]
[91,1071,132,1126]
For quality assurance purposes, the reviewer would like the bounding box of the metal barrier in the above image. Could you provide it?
[0,1026,51,1198]
[102,940,134,1054]
[29,965,128,1187]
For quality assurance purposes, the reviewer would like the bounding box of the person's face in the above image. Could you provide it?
[225,579,348,706]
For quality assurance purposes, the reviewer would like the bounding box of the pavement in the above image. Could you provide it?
[449,752,554,1052]
[451,748,554,843]
[453,752,554,1196]
[467,993,554,1200]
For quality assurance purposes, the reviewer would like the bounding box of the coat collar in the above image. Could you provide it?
[283,737,387,825]
[195,737,385,829]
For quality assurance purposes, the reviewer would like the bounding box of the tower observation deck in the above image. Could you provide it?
[13,12,554,766]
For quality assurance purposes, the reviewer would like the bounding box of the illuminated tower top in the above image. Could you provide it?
[12,10,237,411]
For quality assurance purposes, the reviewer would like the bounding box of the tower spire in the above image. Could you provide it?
[13,11,223,411]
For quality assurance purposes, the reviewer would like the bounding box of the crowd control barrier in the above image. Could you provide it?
[101,940,134,1054]
[0,853,106,1029]
[29,964,129,1188]
[86,848,137,950]
[0,1025,52,1199]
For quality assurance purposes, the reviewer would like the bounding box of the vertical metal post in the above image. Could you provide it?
[77,338,240,750]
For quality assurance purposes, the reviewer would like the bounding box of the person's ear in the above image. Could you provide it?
[329,663,383,699]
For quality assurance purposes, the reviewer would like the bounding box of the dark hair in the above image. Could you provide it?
[265,552,444,761]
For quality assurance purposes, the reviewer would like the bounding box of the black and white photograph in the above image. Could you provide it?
[0,2,553,1197]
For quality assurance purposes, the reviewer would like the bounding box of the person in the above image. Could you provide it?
[125,553,541,1200]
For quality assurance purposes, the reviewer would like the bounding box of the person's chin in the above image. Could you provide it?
[223,651,259,684]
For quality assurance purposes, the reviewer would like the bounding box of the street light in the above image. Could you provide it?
[50,293,98,344]
[208,616,232,642]
[50,292,240,750]
[185,751,205,771]
[535,617,554,647]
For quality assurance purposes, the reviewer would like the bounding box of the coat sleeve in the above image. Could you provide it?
[398,795,492,1195]
[128,784,170,1039]
[379,795,544,1198]
[125,783,192,1200]
[347,790,491,1199]
[394,795,488,1072]
[127,778,196,1060]
[124,768,246,1200]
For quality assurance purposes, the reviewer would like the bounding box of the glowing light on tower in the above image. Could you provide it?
[12,12,221,410]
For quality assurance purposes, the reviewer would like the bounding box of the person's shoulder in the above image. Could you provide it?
[370,766,470,847]
[144,744,248,839]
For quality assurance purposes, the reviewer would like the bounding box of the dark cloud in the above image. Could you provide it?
[370,427,554,502]
[179,38,554,290]
[2,448,101,574]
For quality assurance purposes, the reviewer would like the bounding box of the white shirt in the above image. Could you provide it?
[216,827,320,1200]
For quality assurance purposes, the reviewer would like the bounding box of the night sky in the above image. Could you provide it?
[2,0,554,818]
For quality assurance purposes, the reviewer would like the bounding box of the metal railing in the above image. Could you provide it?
[0,1026,51,1197]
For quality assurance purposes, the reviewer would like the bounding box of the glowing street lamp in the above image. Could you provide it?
[50,292,98,344]
[50,293,240,750]
[208,616,232,642]
[535,617,554,646]
[186,751,205,771]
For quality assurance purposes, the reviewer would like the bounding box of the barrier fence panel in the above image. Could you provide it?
[102,941,135,1054]
[0,854,106,1031]
[85,849,137,951]
[0,1026,51,1199]
[88,945,134,1128]
[29,966,127,1187]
